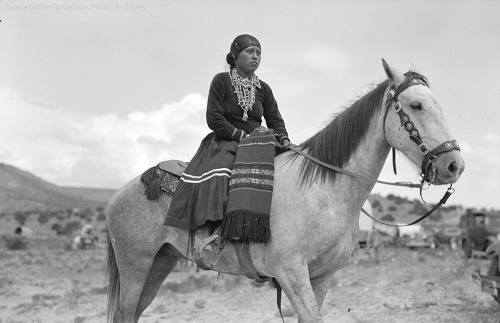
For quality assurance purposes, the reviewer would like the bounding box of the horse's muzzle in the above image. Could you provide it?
[432,150,465,185]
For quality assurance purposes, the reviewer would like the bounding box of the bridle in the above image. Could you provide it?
[383,74,460,187]
[288,74,461,228]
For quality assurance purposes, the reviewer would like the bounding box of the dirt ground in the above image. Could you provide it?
[1,235,499,323]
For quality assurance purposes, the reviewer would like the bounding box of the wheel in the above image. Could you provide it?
[486,255,500,304]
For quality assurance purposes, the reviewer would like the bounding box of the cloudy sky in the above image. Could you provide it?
[1,0,499,210]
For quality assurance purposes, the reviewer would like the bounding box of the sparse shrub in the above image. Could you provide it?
[14,211,28,225]
[430,210,443,221]
[371,199,382,210]
[64,220,83,234]
[411,201,428,215]
[394,196,407,205]
[38,212,50,224]
[64,287,85,306]
[388,205,397,212]
[78,208,93,221]
[381,214,395,222]
[96,205,105,212]
[97,212,106,221]
[5,235,28,250]
[55,212,67,221]
[51,223,64,235]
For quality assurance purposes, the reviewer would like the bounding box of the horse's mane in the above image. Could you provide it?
[294,70,429,186]
[294,79,391,186]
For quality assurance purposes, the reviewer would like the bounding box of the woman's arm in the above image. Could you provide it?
[206,73,247,141]
[261,82,290,145]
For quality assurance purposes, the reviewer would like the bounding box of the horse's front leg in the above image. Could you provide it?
[311,275,333,310]
[274,264,324,323]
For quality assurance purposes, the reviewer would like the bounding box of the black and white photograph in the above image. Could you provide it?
[1,1,499,322]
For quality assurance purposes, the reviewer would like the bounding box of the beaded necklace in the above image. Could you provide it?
[229,69,261,121]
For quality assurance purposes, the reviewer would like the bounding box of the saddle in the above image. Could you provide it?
[140,160,188,198]
[158,160,188,177]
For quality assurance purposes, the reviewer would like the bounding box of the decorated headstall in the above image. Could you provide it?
[384,72,460,188]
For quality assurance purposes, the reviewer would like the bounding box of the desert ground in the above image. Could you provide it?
[1,218,499,323]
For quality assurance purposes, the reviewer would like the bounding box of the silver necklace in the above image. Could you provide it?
[229,69,260,121]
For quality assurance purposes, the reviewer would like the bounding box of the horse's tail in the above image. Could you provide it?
[106,230,120,323]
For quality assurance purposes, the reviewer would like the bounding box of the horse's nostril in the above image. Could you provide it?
[448,161,458,174]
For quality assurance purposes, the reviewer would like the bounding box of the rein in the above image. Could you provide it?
[288,145,454,228]
[288,75,461,227]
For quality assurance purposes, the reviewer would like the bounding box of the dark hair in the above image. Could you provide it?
[226,52,236,69]
[226,34,261,69]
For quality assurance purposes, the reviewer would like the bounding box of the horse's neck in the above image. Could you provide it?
[336,110,391,206]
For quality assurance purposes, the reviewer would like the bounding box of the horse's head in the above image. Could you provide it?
[381,59,465,185]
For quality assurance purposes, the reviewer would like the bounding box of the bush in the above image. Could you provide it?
[97,212,106,221]
[51,223,65,235]
[5,236,28,250]
[64,220,82,234]
[371,199,382,209]
[38,212,51,224]
[14,212,28,225]
[411,201,428,214]
[381,214,395,222]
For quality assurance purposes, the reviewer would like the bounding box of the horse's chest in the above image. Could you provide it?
[307,225,358,274]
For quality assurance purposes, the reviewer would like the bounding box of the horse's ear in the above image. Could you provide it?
[382,58,404,83]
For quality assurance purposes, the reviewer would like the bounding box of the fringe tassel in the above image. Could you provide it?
[140,166,162,200]
[220,210,271,244]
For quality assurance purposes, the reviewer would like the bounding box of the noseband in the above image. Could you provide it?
[383,74,460,186]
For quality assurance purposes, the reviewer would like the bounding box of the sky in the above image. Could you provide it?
[0,0,499,210]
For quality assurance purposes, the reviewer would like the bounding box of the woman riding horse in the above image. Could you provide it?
[164,34,292,257]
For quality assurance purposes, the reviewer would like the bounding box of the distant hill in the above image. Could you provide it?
[0,163,116,213]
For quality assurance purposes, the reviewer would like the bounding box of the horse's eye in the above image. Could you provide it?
[410,102,422,110]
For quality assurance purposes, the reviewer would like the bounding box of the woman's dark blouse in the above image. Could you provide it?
[206,72,289,143]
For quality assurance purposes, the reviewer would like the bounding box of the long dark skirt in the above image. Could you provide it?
[164,132,238,230]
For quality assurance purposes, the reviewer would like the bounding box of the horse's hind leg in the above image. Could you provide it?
[113,250,156,323]
[134,245,179,320]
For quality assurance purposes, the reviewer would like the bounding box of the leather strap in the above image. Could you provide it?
[234,244,285,322]
[235,243,266,282]
[288,146,455,227]
[288,146,422,189]
[361,185,454,227]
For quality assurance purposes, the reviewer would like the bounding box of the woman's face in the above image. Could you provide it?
[235,46,261,77]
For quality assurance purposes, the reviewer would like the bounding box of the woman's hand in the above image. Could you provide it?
[282,139,297,148]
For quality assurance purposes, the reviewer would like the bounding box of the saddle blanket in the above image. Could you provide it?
[220,128,276,244]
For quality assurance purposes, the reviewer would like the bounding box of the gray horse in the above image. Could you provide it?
[105,60,464,322]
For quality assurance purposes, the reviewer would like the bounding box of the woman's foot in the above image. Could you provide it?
[194,225,223,270]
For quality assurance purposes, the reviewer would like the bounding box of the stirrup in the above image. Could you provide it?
[194,227,223,270]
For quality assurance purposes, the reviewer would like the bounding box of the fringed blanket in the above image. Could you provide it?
[220,128,276,244]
